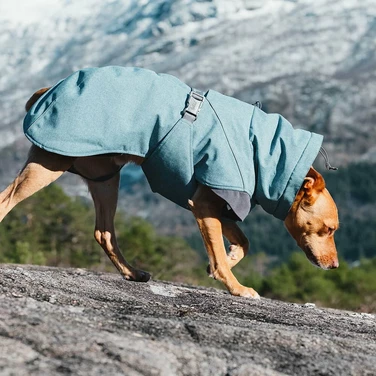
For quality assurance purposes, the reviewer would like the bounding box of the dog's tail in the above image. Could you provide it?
[25,87,51,112]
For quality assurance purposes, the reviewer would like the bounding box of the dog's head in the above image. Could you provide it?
[284,167,339,269]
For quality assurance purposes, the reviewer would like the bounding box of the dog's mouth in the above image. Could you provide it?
[302,244,323,269]
[302,243,339,270]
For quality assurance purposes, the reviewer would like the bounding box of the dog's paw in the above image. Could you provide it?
[124,270,151,282]
[136,270,151,282]
[243,288,261,299]
[232,287,260,299]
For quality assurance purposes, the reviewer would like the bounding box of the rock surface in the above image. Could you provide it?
[0,264,375,376]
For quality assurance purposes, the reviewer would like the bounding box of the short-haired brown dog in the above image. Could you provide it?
[0,77,339,299]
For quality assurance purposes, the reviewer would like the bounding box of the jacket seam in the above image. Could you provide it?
[205,97,246,191]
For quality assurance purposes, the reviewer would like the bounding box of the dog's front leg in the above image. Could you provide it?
[87,174,150,282]
[189,185,259,298]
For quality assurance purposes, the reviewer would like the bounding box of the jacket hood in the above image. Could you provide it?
[250,107,323,220]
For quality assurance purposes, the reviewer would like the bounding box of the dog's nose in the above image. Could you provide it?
[329,259,339,269]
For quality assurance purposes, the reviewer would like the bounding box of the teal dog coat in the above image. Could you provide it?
[24,66,323,221]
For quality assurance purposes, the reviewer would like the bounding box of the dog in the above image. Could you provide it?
[0,66,339,298]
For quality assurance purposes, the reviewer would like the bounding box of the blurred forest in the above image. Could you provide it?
[1,162,375,312]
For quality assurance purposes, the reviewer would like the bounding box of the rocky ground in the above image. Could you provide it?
[0,264,375,376]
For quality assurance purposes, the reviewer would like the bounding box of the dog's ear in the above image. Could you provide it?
[25,87,51,112]
[302,167,325,201]
[289,167,326,213]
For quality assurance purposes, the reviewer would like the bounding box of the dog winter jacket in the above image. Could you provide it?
[23,66,323,221]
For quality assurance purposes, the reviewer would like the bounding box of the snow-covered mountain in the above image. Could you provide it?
[1,0,376,161]
[1,0,376,198]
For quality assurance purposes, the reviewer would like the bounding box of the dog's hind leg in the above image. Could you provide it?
[221,220,249,269]
[87,174,151,282]
[0,145,74,222]
[189,184,259,298]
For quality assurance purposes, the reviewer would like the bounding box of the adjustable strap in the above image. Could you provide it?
[68,165,123,182]
[319,147,338,171]
[183,89,205,123]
